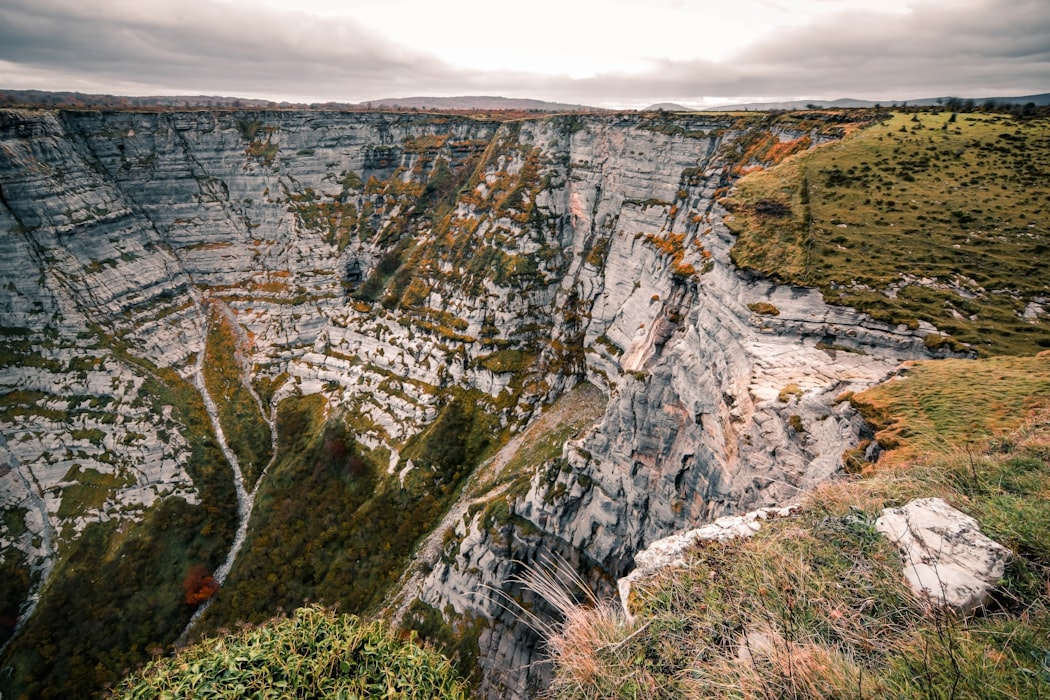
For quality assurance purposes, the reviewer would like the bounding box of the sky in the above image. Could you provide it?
[0,0,1047,109]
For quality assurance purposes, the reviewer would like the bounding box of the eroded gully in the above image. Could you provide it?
[177,297,280,643]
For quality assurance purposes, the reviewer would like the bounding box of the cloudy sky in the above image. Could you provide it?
[0,0,1047,108]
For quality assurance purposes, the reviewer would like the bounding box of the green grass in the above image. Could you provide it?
[2,507,29,539]
[542,356,1050,699]
[726,111,1050,356]
[111,605,468,699]
[486,381,606,492]
[849,353,1050,461]
[55,465,134,520]
[0,389,67,422]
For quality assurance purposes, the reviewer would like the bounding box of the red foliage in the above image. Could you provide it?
[183,564,219,606]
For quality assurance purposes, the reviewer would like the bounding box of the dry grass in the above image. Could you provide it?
[706,633,883,700]
[537,357,1050,699]
[511,556,664,699]
[849,352,1050,465]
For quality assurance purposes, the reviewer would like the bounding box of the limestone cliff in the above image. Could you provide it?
[0,108,942,698]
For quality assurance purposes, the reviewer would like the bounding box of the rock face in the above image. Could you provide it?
[875,497,1011,613]
[0,108,948,697]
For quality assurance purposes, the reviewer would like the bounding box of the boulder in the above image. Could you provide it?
[875,497,1010,613]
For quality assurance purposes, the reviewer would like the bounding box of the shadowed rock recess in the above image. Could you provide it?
[0,109,946,698]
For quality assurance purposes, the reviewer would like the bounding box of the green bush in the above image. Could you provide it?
[111,606,467,699]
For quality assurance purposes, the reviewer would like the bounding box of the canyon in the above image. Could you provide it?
[0,108,950,698]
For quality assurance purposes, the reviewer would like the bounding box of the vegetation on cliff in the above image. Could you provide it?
[202,304,273,490]
[111,605,468,699]
[0,339,237,700]
[542,353,1050,699]
[191,387,503,640]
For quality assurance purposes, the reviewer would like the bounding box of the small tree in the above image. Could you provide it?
[182,565,218,606]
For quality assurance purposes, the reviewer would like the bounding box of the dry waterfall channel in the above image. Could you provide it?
[179,297,281,641]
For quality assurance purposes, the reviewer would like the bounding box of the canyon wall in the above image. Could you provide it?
[0,108,940,698]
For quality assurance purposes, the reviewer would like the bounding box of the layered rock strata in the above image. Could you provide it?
[0,109,945,697]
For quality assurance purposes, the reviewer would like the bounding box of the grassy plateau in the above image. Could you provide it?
[725,111,1050,356]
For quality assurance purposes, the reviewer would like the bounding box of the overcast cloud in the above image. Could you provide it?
[0,0,1046,107]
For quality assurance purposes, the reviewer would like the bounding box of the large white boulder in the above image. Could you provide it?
[875,497,1010,613]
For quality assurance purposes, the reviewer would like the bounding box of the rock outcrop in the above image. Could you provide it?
[617,504,800,621]
[0,108,949,697]
[875,497,1011,613]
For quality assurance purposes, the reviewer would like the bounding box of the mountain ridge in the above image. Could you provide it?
[704,92,1050,111]
[358,95,605,112]
[6,89,1049,114]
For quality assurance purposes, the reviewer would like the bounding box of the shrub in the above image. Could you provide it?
[111,606,468,699]
[777,383,803,403]
[753,198,789,216]
[747,301,780,316]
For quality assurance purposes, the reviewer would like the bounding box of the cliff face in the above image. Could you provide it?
[386,118,940,697]
[0,108,939,697]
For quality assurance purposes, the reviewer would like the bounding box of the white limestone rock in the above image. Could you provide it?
[875,497,1010,613]
[617,504,800,619]
[736,627,780,665]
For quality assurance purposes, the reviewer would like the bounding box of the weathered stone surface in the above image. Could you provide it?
[736,627,781,665]
[875,497,1010,612]
[617,505,800,620]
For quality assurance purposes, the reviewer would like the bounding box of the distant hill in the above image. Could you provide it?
[705,93,1050,111]
[0,90,285,109]
[0,90,604,113]
[358,95,604,112]
[5,89,1046,114]
[705,98,880,111]
[643,102,693,112]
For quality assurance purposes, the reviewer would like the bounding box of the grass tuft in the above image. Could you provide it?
[511,556,658,700]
